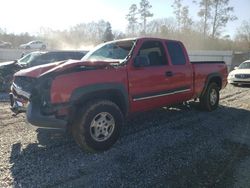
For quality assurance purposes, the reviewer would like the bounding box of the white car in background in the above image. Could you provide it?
[19,40,46,50]
[228,60,250,85]
[0,40,12,48]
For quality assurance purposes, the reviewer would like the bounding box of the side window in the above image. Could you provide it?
[137,41,167,66]
[166,41,186,65]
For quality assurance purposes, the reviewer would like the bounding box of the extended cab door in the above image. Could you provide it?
[128,39,194,113]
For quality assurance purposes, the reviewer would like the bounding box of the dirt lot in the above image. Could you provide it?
[1,85,250,187]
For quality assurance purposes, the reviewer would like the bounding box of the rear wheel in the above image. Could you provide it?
[200,82,219,111]
[72,100,123,152]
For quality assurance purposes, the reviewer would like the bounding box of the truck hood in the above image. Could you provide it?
[14,59,119,78]
[0,60,16,67]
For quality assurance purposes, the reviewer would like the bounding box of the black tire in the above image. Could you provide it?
[200,82,220,111]
[72,100,124,152]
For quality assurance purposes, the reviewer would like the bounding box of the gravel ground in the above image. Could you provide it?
[1,85,250,187]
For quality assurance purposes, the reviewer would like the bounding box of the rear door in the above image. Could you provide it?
[128,39,193,113]
[164,41,194,101]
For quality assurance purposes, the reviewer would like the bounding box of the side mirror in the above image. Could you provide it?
[134,56,150,67]
[234,66,239,70]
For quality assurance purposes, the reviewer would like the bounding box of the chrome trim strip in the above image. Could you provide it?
[12,83,31,99]
[133,89,191,102]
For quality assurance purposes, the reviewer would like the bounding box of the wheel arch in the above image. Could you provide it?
[201,73,222,97]
[69,83,129,117]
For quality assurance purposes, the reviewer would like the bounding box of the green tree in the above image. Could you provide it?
[103,22,114,42]
[126,4,138,35]
[139,0,153,34]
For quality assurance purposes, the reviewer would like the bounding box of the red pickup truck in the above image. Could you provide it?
[10,37,227,151]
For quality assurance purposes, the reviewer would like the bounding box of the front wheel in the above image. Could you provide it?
[200,82,220,111]
[72,100,124,152]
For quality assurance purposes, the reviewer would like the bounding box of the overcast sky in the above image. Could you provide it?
[0,0,249,38]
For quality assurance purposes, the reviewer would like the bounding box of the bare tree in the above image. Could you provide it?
[147,18,177,37]
[139,0,153,34]
[172,0,193,32]
[0,28,5,34]
[194,0,213,38]
[180,6,193,31]
[126,4,138,35]
[235,20,250,50]
[172,0,182,30]
[113,30,126,40]
[210,0,237,38]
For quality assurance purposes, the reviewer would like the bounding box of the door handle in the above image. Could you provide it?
[165,71,173,77]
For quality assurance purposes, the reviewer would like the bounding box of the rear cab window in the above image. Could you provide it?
[165,41,186,65]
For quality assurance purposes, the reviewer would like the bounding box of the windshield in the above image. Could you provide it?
[17,52,42,65]
[82,40,135,62]
[239,61,250,69]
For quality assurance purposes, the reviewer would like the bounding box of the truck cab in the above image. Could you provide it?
[127,38,194,113]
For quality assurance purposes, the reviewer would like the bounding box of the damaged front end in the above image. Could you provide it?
[10,75,67,129]
[9,58,119,129]
[10,76,34,114]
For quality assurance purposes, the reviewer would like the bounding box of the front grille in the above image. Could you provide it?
[14,76,36,93]
[235,74,250,79]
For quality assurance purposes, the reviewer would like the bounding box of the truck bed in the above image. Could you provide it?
[191,61,228,97]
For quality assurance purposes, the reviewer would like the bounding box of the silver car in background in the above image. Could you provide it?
[19,40,46,50]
